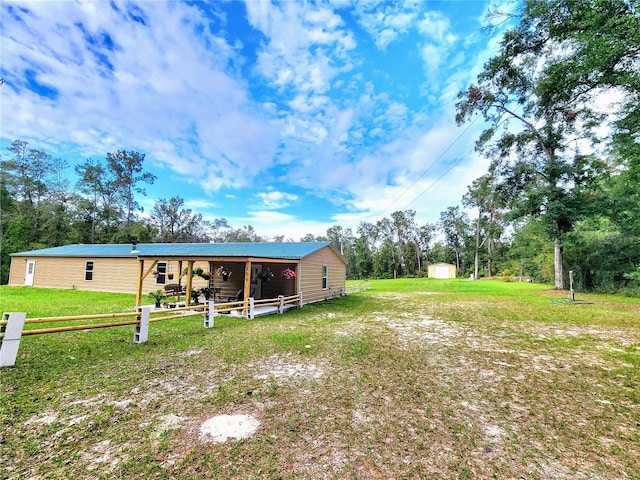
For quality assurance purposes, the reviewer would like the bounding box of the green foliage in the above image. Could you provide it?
[147,290,165,304]
[456,0,640,289]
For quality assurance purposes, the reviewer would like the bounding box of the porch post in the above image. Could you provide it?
[185,261,194,306]
[135,259,144,306]
[296,262,301,306]
[243,261,252,316]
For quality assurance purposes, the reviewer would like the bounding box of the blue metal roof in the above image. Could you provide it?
[11,242,333,260]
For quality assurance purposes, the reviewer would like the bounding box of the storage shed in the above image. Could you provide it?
[428,262,457,279]
[9,242,346,307]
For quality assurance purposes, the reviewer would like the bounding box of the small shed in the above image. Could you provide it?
[428,262,456,279]
[8,242,347,307]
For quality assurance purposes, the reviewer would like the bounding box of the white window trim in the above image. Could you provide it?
[322,265,328,290]
[156,262,167,284]
[85,261,94,281]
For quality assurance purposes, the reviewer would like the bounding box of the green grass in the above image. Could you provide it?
[1,280,639,479]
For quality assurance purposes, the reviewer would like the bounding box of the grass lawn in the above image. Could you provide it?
[1,280,639,479]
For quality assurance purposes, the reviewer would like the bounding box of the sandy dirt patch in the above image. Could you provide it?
[199,414,260,443]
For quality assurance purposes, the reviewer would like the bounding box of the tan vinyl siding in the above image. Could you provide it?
[299,247,346,305]
[9,248,346,306]
[8,257,28,286]
[9,256,140,292]
[8,257,209,294]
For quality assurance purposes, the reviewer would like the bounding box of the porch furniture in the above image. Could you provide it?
[164,284,185,296]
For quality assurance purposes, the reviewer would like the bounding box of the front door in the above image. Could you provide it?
[251,264,262,299]
[25,260,35,286]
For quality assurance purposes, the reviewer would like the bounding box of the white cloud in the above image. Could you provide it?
[417,11,457,44]
[351,0,421,49]
[255,190,299,209]
[1,1,279,192]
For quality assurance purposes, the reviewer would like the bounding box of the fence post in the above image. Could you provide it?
[134,307,150,344]
[248,297,255,320]
[298,292,303,308]
[204,300,214,328]
[278,295,284,314]
[0,312,27,367]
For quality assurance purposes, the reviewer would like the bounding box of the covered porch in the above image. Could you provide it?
[134,255,300,316]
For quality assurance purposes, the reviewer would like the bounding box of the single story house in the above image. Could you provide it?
[428,262,456,279]
[9,242,346,307]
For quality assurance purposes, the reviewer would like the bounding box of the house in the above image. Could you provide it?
[8,242,347,307]
[427,262,456,279]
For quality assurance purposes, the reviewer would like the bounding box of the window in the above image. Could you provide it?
[322,265,328,289]
[85,261,94,281]
[156,262,167,284]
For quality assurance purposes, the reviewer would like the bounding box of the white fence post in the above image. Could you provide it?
[0,312,27,367]
[248,297,255,320]
[298,292,303,308]
[134,307,150,344]
[278,295,284,314]
[204,300,214,328]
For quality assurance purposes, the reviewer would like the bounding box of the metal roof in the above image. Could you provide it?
[11,242,334,260]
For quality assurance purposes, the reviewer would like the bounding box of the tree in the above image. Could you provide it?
[375,218,398,278]
[151,196,206,242]
[205,218,231,242]
[2,140,55,241]
[438,206,470,273]
[455,0,638,288]
[462,173,505,278]
[106,150,156,226]
[416,223,436,271]
[75,159,110,243]
[390,210,419,275]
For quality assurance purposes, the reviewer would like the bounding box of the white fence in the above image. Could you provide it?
[345,282,371,294]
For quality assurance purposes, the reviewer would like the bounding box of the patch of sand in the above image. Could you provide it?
[199,414,260,443]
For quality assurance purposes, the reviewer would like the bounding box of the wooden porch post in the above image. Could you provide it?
[186,261,194,306]
[243,261,252,316]
[135,259,144,306]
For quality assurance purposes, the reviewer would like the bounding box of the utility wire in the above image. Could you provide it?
[382,113,480,214]
[401,145,475,211]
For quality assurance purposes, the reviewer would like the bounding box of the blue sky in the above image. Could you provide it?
[0,0,513,239]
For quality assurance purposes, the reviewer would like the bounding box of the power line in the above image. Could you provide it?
[382,113,480,214]
[400,145,475,211]
[398,107,523,214]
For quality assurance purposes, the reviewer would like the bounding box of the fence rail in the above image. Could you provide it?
[0,294,301,368]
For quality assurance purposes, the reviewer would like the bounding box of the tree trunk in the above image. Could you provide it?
[554,235,564,290]
[487,238,494,277]
[474,211,481,280]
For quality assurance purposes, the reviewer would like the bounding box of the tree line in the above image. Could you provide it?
[1,0,639,294]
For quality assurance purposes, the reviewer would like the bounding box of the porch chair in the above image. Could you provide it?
[228,289,244,302]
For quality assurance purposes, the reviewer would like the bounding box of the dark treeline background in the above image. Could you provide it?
[1,0,639,295]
